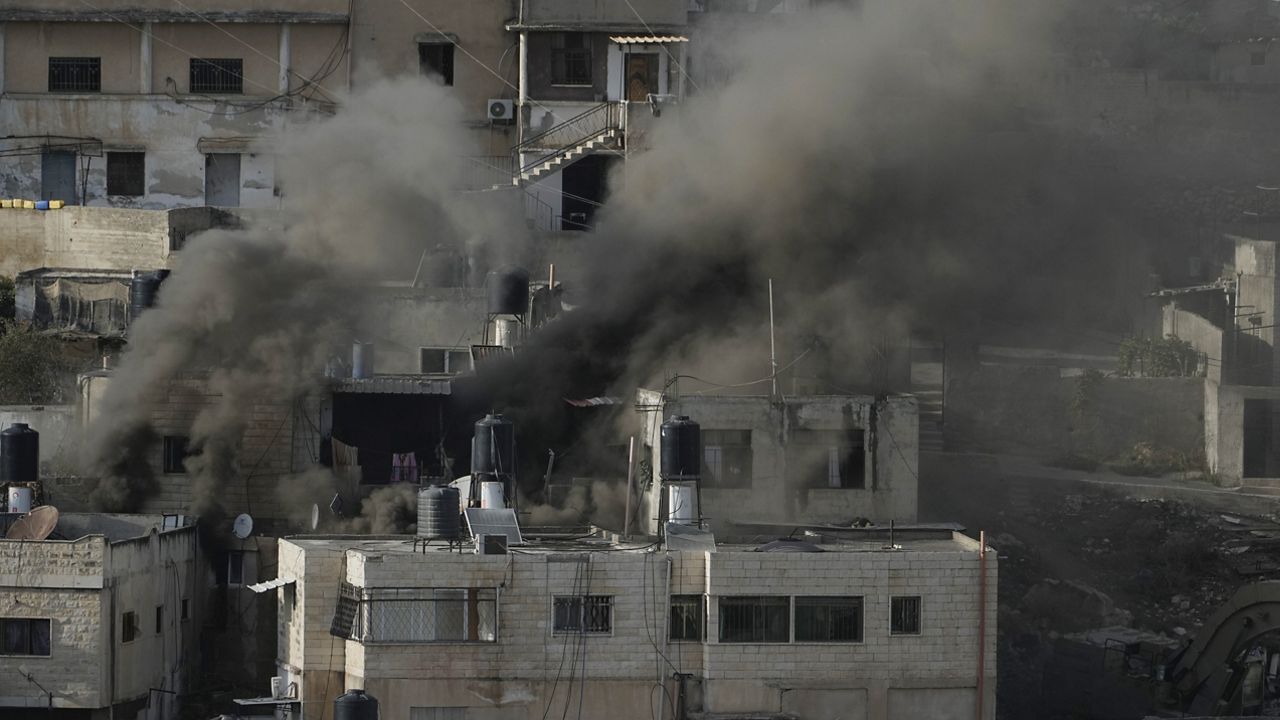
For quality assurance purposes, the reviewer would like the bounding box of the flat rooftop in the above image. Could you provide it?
[0,512,187,542]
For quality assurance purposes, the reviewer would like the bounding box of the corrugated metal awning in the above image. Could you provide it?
[610,35,689,44]
[248,576,296,594]
[332,375,453,395]
[564,397,623,407]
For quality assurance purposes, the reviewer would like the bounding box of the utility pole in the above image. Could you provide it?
[769,279,779,398]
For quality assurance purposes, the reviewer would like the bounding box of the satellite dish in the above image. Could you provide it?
[309,504,320,531]
[6,506,60,541]
[232,513,254,540]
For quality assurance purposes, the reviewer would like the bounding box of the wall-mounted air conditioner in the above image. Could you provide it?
[487,99,514,123]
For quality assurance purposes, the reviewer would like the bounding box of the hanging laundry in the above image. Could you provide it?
[390,452,418,483]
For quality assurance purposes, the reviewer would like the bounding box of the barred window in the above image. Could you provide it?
[718,596,789,643]
[669,594,705,642]
[353,588,496,643]
[49,57,101,92]
[2,618,51,656]
[330,582,360,638]
[794,596,862,642]
[190,58,244,94]
[891,595,921,635]
[107,152,145,197]
[551,33,591,86]
[553,595,612,634]
[702,430,752,488]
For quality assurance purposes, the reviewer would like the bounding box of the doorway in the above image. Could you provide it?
[41,150,78,204]
[1243,399,1280,477]
[205,153,241,207]
[560,155,615,231]
[625,53,659,102]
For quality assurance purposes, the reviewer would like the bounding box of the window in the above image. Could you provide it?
[891,596,921,635]
[702,430,752,488]
[1253,50,1268,66]
[227,551,245,586]
[418,43,455,86]
[162,436,193,474]
[553,595,612,634]
[552,33,592,85]
[1,619,51,656]
[789,430,866,489]
[794,596,862,642]
[669,594,705,642]
[155,605,163,634]
[420,348,472,375]
[410,709,465,720]
[48,57,101,92]
[718,596,789,643]
[352,588,497,643]
[190,58,244,94]
[107,152,145,197]
[181,599,190,622]
[122,611,140,643]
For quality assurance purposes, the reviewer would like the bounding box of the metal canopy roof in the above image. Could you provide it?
[248,576,297,594]
[331,375,453,395]
[610,35,689,44]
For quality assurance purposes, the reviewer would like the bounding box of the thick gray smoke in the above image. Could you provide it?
[84,77,522,515]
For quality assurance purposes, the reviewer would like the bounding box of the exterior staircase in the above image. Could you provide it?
[510,102,623,187]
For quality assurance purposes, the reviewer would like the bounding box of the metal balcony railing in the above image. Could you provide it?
[515,102,623,175]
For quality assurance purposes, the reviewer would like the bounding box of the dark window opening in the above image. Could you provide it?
[49,57,101,92]
[1253,50,1268,66]
[190,58,244,94]
[891,595,921,635]
[669,594,705,642]
[162,435,193,474]
[790,429,866,489]
[2,618,51,656]
[702,430,752,488]
[718,596,789,643]
[181,599,190,621]
[122,611,140,643]
[420,348,472,375]
[552,33,592,86]
[227,551,245,586]
[419,43,455,86]
[553,595,612,634]
[155,605,163,634]
[794,596,862,642]
[107,152,145,196]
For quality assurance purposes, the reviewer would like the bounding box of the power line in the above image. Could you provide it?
[618,0,701,93]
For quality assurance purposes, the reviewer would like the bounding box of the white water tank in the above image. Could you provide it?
[667,484,696,525]
[7,486,32,514]
[480,481,505,509]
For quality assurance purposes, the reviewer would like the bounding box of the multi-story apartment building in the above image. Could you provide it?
[0,513,201,720]
[273,527,996,720]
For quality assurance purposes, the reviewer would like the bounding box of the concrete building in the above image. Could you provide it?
[0,513,201,720]
[636,390,919,534]
[273,527,996,720]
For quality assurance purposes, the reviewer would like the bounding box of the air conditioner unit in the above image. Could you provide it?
[487,99,514,122]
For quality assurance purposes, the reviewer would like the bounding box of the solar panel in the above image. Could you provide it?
[464,508,524,546]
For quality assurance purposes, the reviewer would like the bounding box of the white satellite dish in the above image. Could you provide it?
[309,503,320,531]
[232,513,254,539]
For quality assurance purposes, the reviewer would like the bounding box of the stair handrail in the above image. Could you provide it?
[516,102,621,175]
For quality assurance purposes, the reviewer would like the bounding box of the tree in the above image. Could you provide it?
[0,322,76,404]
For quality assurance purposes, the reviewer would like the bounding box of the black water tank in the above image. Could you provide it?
[417,485,461,540]
[486,266,530,315]
[660,415,701,481]
[334,690,378,720]
[129,270,170,321]
[472,414,516,478]
[0,423,38,484]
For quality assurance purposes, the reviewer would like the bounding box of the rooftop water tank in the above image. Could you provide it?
[472,414,515,479]
[660,415,701,482]
[486,266,530,316]
[0,423,39,484]
[334,690,378,720]
[129,270,170,322]
[417,485,461,540]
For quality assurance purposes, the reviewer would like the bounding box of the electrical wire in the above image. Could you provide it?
[667,345,815,394]
[617,0,701,93]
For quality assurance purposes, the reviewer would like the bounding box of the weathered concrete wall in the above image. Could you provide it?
[0,206,171,277]
[362,288,488,374]
[522,0,687,27]
[637,391,919,534]
[276,539,348,717]
[946,366,1207,461]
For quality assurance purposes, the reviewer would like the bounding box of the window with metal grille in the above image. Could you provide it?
[718,596,789,643]
[122,611,140,643]
[226,551,245,586]
[669,594,705,642]
[794,596,862,642]
[107,152,145,197]
[891,595,921,635]
[552,595,612,634]
[48,57,101,92]
[789,430,866,489]
[552,33,592,86]
[352,588,497,643]
[1,618,51,656]
[702,430,752,488]
[190,58,244,94]
[162,435,193,474]
[418,43,455,86]
[330,582,360,638]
